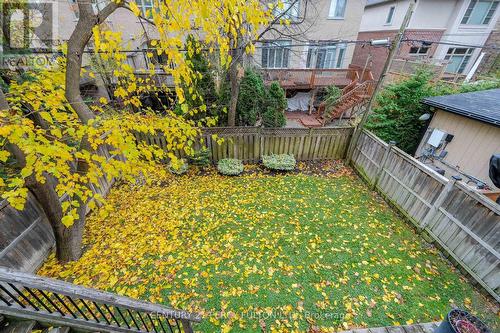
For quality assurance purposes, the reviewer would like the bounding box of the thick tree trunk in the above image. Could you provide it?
[227,62,240,126]
[1,1,120,262]
[55,0,119,261]
[227,43,243,127]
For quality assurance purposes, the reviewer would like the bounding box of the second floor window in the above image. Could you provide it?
[306,43,346,69]
[386,6,395,24]
[136,0,153,18]
[261,41,290,68]
[444,48,474,74]
[409,46,430,56]
[329,0,347,19]
[274,0,300,20]
[461,0,499,25]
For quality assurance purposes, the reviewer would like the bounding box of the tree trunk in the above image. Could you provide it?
[227,43,243,127]
[228,62,240,126]
[55,0,119,261]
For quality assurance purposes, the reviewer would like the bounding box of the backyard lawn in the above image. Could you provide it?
[39,163,499,332]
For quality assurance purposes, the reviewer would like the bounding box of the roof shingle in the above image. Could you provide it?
[422,89,500,126]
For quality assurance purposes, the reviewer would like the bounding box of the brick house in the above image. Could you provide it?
[352,0,500,79]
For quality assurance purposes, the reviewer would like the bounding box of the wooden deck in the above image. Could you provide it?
[339,322,440,333]
[262,68,358,89]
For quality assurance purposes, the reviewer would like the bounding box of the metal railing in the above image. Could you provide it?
[0,267,201,333]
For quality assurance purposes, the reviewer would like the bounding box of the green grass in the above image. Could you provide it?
[39,169,499,332]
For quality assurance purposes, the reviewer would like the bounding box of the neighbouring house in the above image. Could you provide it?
[254,0,366,71]
[476,18,500,76]
[353,0,500,80]
[415,88,500,190]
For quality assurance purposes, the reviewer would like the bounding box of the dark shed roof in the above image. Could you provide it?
[422,89,500,126]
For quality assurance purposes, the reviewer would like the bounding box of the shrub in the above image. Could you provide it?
[262,154,296,171]
[262,82,287,128]
[324,85,342,107]
[188,147,211,167]
[236,69,266,126]
[168,158,188,175]
[266,81,287,111]
[366,70,435,154]
[217,158,244,176]
[262,106,286,128]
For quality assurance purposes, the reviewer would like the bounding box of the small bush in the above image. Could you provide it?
[262,82,287,128]
[168,158,188,175]
[188,147,210,167]
[324,85,342,107]
[262,154,296,171]
[236,69,267,126]
[262,106,286,128]
[217,158,244,176]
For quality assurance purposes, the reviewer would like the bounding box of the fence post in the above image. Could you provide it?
[371,140,395,190]
[259,127,264,160]
[420,175,462,229]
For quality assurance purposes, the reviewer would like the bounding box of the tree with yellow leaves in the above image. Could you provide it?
[0,0,271,262]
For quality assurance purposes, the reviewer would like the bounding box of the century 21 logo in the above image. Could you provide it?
[1,1,54,54]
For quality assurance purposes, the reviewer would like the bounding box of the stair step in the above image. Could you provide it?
[44,327,70,333]
[0,320,37,333]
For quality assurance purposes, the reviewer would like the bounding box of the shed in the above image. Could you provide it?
[416,88,500,189]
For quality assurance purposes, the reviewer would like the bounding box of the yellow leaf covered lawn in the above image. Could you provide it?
[39,165,499,332]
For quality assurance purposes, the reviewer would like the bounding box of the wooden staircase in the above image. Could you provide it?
[0,267,200,333]
[316,80,375,126]
[0,317,68,333]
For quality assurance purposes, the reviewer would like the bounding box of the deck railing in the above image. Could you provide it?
[0,267,201,333]
[262,68,359,89]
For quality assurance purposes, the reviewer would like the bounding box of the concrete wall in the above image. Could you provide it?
[416,110,500,188]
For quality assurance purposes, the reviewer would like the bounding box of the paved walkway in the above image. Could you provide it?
[339,322,440,333]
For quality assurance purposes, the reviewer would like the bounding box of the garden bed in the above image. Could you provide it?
[39,162,499,332]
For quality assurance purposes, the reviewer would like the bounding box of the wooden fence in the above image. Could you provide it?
[0,193,54,272]
[0,145,116,272]
[351,129,500,302]
[137,126,354,163]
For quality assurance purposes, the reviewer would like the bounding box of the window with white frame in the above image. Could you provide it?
[306,43,346,69]
[409,46,430,56]
[385,6,395,24]
[461,0,499,25]
[136,0,153,18]
[444,48,474,73]
[261,40,290,68]
[329,0,347,19]
[274,0,300,20]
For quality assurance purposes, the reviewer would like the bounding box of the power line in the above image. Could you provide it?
[403,38,500,50]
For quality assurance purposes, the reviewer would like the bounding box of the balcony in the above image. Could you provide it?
[261,65,372,90]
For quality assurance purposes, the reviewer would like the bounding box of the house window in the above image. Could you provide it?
[444,48,474,73]
[136,0,153,18]
[329,0,347,19]
[409,46,430,56]
[261,41,290,68]
[461,0,499,25]
[306,43,346,69]
[274,0,300,20]
[386,6,395,24]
